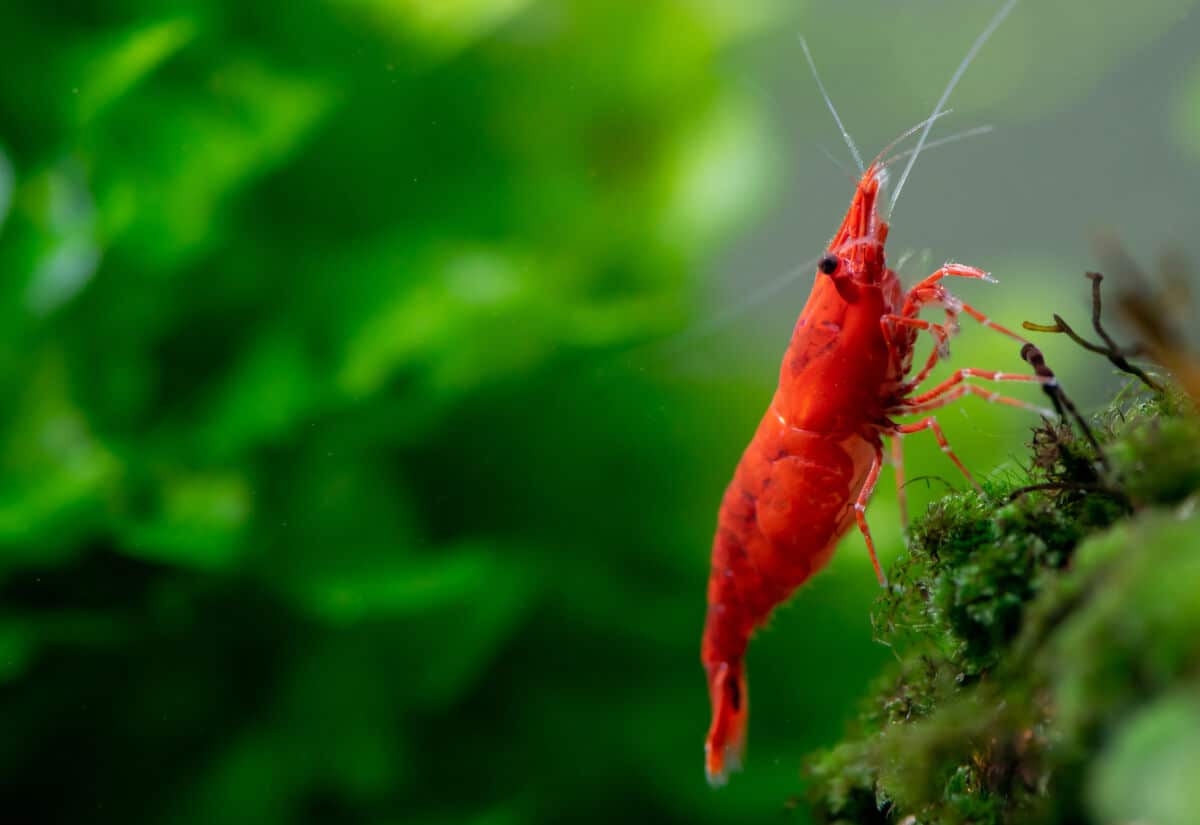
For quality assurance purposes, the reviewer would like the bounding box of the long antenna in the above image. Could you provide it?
[799,36,865,174]
[889,0,1020,214]
[653,253,825,358]
[815,142,859,183]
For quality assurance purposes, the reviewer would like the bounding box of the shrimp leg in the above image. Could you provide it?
[881,314,956,391]
[888,436,910,531]
[903,272,1029,347]
[890,417,982,493]
[900,263,992,314]
[853,442,887,587]
[899,269,1033,388]
[904,367,1055,407]
[886,271,1009,394]
[897,383,1053,417]
[886,414,982,532]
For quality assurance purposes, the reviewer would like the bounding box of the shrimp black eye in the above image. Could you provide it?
[818,255,839,275]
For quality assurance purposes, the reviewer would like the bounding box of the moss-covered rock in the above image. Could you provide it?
[806,392,1200,824]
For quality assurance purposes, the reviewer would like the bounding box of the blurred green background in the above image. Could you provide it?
[1,2,1198,823]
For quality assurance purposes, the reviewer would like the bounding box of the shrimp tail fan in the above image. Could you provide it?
[704,660,748,787]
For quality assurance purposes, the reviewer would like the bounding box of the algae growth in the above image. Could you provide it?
[805,388,1200,825]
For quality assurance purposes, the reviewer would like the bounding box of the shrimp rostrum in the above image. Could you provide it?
[700,156,1056,786]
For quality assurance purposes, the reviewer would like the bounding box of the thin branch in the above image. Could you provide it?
[1020,343,1109,471]
[1021,272,1163,392]
[1005,481,1130,509]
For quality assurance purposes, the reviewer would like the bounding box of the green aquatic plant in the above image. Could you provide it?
[807,387,1200,825]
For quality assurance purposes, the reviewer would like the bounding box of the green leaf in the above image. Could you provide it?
[118,470,251,570]
[0,348,117,559]
[19,159,100,316]
[294,545,511,624]
[71,16,199,124]
[195,329,326,459]
[90,58,336,267]
[331,0,537,56]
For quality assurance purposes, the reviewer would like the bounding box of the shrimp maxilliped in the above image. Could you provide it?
[700,0,1044,786]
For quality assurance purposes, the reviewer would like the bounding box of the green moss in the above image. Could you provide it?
[1109,414,1200,506]
[807,742,890,825]
[807,390,1200,824]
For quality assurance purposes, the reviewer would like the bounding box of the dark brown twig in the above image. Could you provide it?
[1005,481,1130,509]
[1020,343,1109,471]
[1021,272,1163,392]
